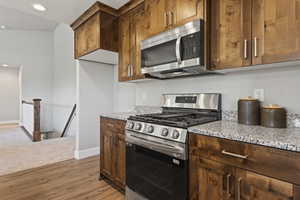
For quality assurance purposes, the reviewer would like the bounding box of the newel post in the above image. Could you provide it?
[33,99,42,142]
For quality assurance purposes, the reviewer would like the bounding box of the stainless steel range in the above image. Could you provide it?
[125,93,222,200]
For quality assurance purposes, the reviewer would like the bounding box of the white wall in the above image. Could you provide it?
[52,24,76,135]
[113,65,136,112]
[76,60,114,156]
[0,67,20,122]
[0,30,54,103]
[0,30,54,128]
[134,64,300,113]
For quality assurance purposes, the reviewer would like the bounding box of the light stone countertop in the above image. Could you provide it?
[188,120,300,152]
[100,106,162,121]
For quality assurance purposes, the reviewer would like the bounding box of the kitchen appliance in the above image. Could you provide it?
[141,20,210,79]
[125,93,222,200]
[261,105,287,128]
[238,97,261,125]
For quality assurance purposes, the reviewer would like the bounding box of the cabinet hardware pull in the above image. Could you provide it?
[237,177,242,200]
[127,64,130,77]
[131,64,134,77]
[165,12,169,27]
[254,37,258,57]
[222,150,248,159]
[226,174,231,197]
[244,40,248,59]
[170,12,174,26]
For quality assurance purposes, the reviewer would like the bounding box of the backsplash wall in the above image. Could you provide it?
[134,64,300,114]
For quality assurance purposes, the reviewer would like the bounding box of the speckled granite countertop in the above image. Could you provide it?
[100,106,162,121]
[188,120,300,152]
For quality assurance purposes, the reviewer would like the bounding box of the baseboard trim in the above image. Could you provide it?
[0,120,19,125]
[74,147,100,160]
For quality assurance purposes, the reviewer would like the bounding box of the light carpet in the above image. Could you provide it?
[0,126,75,176]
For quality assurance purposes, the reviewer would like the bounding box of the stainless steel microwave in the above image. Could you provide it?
[141,20,207,79]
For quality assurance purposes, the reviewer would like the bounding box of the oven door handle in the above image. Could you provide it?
[126,133,186,160]
[176,36,182,64]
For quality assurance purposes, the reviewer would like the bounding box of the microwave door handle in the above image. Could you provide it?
[176,36,182,64]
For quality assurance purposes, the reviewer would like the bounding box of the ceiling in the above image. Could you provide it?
[0,0,130,27]
[0,5,57,31]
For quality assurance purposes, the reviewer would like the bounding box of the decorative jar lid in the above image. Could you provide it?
[263,104,284,109]
[239,96,258,101]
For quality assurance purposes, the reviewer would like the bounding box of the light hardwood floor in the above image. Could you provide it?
[0,156,124,200]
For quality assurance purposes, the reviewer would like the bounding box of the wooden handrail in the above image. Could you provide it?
[33,99,42,142]
[21,99,42,142]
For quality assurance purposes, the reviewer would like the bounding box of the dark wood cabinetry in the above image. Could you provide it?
[119,4,145,82]
[189,133,300,200]
[100,117,126,191]
[144,0,204,37]
[211,0,300,70]
[252,0,300,65]
[71,2,118,59]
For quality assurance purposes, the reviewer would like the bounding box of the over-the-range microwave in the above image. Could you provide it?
[141,20,210,79]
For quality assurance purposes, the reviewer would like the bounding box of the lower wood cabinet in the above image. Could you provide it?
[100,117,126,191]
[189,133,300,200]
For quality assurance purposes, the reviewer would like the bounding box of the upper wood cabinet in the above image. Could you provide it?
[145,0,204,37]
[71,2,119,59]
[252,0,300,65]
[119,4,146,82]
[211,0,300,70]
[210,0,252,69]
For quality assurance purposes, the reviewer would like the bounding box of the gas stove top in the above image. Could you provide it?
[129,112,218,128]
[126,93,222,144]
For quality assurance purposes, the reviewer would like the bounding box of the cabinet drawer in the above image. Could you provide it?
[100,117,126,134]
[189,133,300,185]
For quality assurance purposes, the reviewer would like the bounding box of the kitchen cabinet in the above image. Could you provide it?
[210,0,252,69]
[236,169,294,200]
[144,0,168,37]
[145,0,204,37]
[211,0,300,70]
[189,133,300,200]
[119,4,145,82]
[100,117,126,191]
[190,156,235,200]
[252,0,300,65]
[71,2,119,59]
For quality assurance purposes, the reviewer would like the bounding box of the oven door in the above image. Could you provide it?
[125,133,188,200]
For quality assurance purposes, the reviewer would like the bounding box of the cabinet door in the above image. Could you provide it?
[145,0,168,37]
[119,15,132,82]
[252,0,300,65]
[210,0,252,69]
[173,0,203,27]
[101,131,113,178]
[74,13,100,58]
[113,134,126,188]
[75,25,87,58]
[189,156,235,200]
[132,5,146,80]
[236,169,294,200]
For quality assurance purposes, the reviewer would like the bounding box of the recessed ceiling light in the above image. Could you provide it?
[32,3,47,12]
[0,25,6,29]
[2,64,9,67]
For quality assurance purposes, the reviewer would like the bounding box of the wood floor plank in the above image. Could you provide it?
[0,156,124,200]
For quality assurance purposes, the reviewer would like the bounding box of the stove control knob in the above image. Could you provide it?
[147,125,154,133]
[161,128,169,137]
[127,122,134,129]
[135,123,142,131]
[172,130,180,139]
